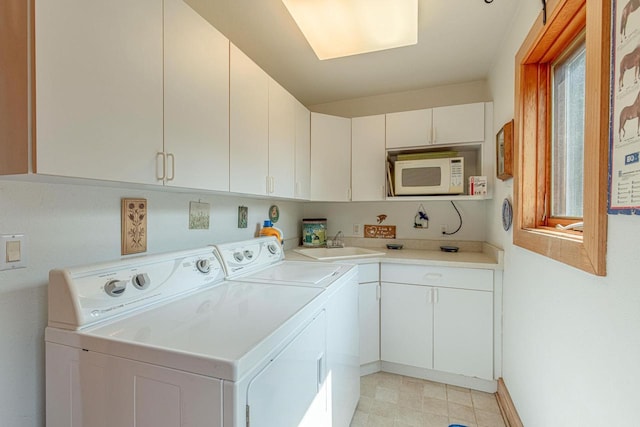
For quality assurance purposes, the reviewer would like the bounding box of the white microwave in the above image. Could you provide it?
[394,157,464,195]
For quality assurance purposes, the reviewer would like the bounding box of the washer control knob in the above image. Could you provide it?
[233,252,244,262]
[267,243,278,255]
[243,250,254,260]
[196,259,211,274]
[104,279,127,297]
[132,273,150,290]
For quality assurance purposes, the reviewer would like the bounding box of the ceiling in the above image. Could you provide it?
[185,0,521,107]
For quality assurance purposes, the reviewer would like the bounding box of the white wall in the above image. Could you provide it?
[303,200,487,242]
[308,79,491,118]
[0,179,303,426]
[488,3,640,426]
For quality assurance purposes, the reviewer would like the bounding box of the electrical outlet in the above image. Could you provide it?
[353,224,361,235]
[440,225,447,234]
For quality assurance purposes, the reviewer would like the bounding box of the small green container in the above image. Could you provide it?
[302,218,327,247]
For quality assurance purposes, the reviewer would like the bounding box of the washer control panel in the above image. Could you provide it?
[48,247,226,329]
[216,237,284,278]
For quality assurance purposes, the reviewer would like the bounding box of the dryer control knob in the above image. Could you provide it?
[233,252,244,262]
[196,259,211,273]
[105,280,127,297]
[243,250,254,260]
[132,273,151,290]
[267,243,278,255]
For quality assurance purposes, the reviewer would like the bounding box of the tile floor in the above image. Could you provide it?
[350,372,506,427]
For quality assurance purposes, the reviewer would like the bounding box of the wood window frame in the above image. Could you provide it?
[514,0,609,276]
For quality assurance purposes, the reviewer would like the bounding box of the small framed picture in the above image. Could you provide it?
[238,206,248,228]
[121,198,147,255]
[497,120,514,180]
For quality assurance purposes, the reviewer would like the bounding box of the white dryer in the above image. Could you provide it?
[45,247,332,427]
[215,237,360,427]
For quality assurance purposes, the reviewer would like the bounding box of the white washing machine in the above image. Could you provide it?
[215,237,360,427]
[45,247,333,427]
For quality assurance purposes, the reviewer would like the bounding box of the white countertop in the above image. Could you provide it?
[285,243,503,270]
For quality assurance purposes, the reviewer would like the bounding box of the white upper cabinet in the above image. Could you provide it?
[35,0,164,184]
[268,78,296,198]
[310,113,352,201]
[163,0,229,191]
[431,102,485,144]
[229,44,270,196]
[385,103,485,149]
[352,115,386,201]
[385,109,432,149]
[294,101,311,200]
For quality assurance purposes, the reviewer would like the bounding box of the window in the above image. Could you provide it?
[551,37,585,220]
[514,0,609,276]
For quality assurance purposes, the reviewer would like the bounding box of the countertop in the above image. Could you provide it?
[284,242,503,270]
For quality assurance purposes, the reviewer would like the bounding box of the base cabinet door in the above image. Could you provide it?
[380,282,433,369]
[359,282,380,365]
[433,287,493,379]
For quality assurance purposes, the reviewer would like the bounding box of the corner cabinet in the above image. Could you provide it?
[310,113,351,201]
[294,101,311,200]
[380,264,494,381]
[352,115,386,201]
[34,0,164,185]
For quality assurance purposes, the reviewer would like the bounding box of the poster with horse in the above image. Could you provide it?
[611,0,640,214]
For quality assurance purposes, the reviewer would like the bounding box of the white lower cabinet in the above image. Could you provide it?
[357,263,381,367]
[380,264,494,380]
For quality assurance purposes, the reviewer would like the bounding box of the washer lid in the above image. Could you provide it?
[237,261,352,287]
[48,281,325,381]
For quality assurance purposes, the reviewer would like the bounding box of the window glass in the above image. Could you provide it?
[551,39,586,218]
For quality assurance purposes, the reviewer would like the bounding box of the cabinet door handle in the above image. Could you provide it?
[432,126,437,143]
[424,273,442,282]
[376,284,381,300]
[266,176,271,194]
[433,288,439,304]
[317,353,325,389]
[156,152,166,181]
[348,188,352,200]
[166,153,175,182]
[428,288,433,304]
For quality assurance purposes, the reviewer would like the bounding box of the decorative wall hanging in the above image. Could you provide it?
[496,120,514,180]
[502,198,513,231]
[364,225,396,239]
[376,214,387,224]
[238,206,248,228]
[188,201,210,230]
[121,198,147,255]
[413,204,429,229]
[609,0,640,215]
[269,205,280,223]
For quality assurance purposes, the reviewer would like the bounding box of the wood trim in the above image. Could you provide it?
[0,0,29,174]
[496,378,524,427]
[513,0,609,276]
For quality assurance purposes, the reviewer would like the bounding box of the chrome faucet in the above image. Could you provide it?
[327,231,344,248]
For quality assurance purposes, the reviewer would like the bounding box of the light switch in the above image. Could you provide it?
[0,234,27,271]
[6,240,21,262]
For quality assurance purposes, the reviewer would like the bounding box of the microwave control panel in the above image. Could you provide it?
[450,158,464,193]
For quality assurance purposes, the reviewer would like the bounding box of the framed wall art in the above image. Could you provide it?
[497,120,514,180]
[121,198,147,255]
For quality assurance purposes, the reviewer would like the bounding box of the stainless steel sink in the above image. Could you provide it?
[293,247,385,260]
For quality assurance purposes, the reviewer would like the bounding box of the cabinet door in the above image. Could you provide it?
[432,102,485,145]
[385,109,432,149]
[268,78,295,198]
[359,282,380,365]
[163,0,229,191]
[433,287,493,379]
[310,113,351,201]
[230,44,269,195]
[294,100,311,200]
[380,282,432,369]
[352,115,386,201]
[35,0,163,184]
